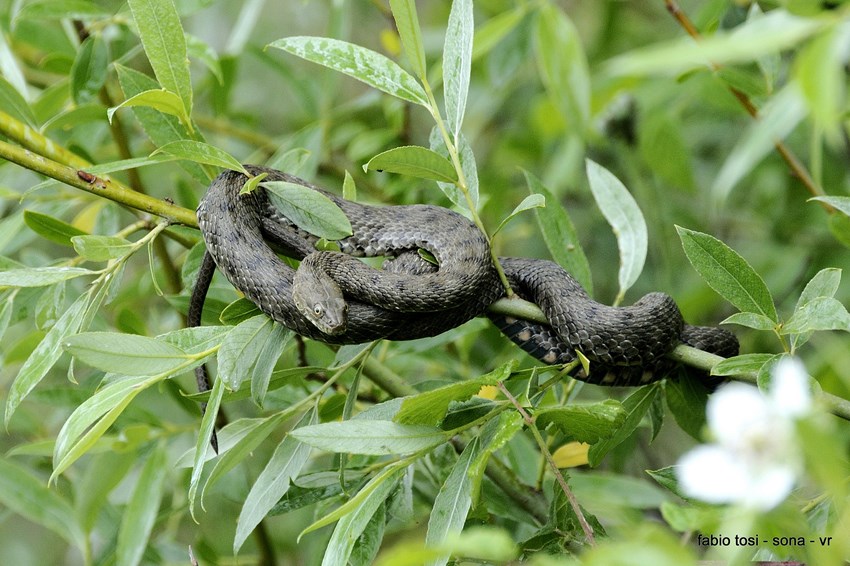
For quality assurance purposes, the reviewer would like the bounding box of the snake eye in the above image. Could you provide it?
[313,304,324,318]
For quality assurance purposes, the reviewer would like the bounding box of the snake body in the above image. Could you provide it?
[193,166,738,386]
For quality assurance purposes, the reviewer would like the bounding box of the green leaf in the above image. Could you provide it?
[395,361,514,426]
[116,443,168,566]
[251,323,291,406]
[152,140,246,172]
[389,0,426,79]
[234,409,316,554]
[711,353,774,377]
[216,315,274,390]
[364,145,458,184]
[493,194,545,236]
[604,10,824,76]
[128,0,193,117]
[535,5,590,132]
[588,384,659,467]
[720,312,776,330]
[6,293,88,427]
[676,226,777,321]
[712,85,807,200]
[320,467,405,566]
[0,266,96,287]
[71,34,109,105]
[71,235,135,261]
[811,196,850,218]
[443,0,473,139]
[797,268,841,310]
[186,33,223,83]
[0,458,87,552]
[115,64,208,184]
[525,171,592,292]
[63,332,190,376]
[664,377,708,440]
[430,128,478,212]
[291,421,446,455]
[536,400,627,444]
[586,159,646,302]
[794,22,850,140]
[342,170,357,201]
[52,375,161,479]
[782,297,850,334]
[425,438,479,566]
[0,74,37,127]
[188,374,225,519]
[263,181,353,240]
[108,88,189,127]
[24,210,88,246]
[269,36,428,106]
[15,0,109,20]
[219,298,262,325]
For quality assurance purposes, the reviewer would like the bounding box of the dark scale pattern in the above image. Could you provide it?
[193,166,739,387]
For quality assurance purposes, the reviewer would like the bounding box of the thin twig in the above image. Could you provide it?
[663,0,826,205]
[497,381,596,547]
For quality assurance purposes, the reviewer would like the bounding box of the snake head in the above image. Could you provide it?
[293,258,348,335]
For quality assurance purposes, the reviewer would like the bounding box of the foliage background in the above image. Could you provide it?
[0,0,849,565]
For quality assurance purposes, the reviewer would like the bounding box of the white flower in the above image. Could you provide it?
[676,357,811,510]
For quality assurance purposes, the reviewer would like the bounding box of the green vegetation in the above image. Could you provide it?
[0,1,849,564]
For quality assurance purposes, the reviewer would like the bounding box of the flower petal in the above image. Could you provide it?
[677,445,749,504]
[770,357,811,417]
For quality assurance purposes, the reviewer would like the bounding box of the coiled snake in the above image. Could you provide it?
[190,165,738,393]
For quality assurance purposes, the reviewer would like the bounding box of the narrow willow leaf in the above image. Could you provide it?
[0,458,87,552]
[219,298,262,325]
[535,400,627,444]
[108,88,189,127]
[443,0,473,139]
[342,170,357,201]
[263,181,353,240]
[795,24,850,140]
[586,159,646,301]
[0,266,95,287]
[52,375,160,479]
[63,332,189,376]
[71,235,135,261]
[782,297,850,335]
[396,361,514,426]
[188,375,225,518]
[199,414,289,503]
[251,323,291,406]
[82,155,178,175]
[234,409,317,554]
[152,140,246,173]
[6,293,88,426]
[239,171,268,196]
[605,10,824,76]
[588,384,659,466]
[15,0,108,20]
[116,443,168,566]
[676,226,777,321]
[525,171,592,292]
[128,0,193,116]
[712,85,807,200]
[364,145,458,184]
[665,377,708,440]
[389,0,426,79]
[217,315,274,390]
[269,37,428,106]
[41,103,106,132]
[0,75,37,126]
[71,34,108,104]
[430,128,478,212]
[811,196,850,217]
[321,467,405,566]
[720,312,776,330]
[292,421,446,455]
[186,33,223,83]
[492,194,545,236]
[24,211,88,247]
[425,438,479,566]
[535,5,590,132]
[467,412,523,501]
[115,64,208,184]
[711,353,774,376]
[797,268,841,310]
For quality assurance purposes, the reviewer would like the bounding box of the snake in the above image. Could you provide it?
[190,165,738,395]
